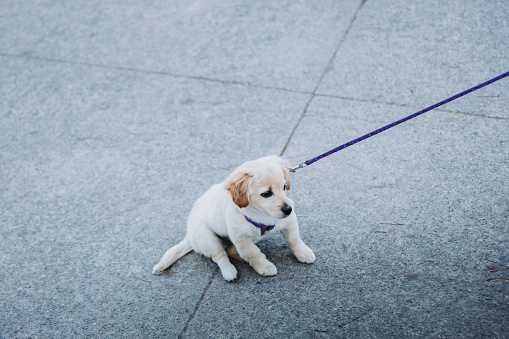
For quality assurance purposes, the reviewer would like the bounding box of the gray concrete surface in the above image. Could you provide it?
[1,0,508,338]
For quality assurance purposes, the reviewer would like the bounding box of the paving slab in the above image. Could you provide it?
[4,0,362,92]
[318,0,509,118]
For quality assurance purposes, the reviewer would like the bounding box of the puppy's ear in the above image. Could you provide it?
[273,157,291,191]
[225,172,253,208]
[282,165,291,191]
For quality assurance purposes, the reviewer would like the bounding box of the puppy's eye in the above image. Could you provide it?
[283,185,286,191]
[261,190,273,198]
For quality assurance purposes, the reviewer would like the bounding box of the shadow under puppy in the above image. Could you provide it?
[152,156,315,281]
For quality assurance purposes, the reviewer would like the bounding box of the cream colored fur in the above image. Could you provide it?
[152,156,315,281]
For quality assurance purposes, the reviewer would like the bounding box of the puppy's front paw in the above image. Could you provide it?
[253,261,277,277]
[294,246,316,264]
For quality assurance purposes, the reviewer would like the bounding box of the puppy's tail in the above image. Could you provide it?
[152,236,192,274]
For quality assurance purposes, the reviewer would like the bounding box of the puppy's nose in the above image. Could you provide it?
[281,205,292,216]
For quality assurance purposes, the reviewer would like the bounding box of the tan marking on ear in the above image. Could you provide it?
[225,172,253,208]
[282,165,291,190]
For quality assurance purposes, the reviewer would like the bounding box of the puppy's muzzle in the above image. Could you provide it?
[281,205,292,216]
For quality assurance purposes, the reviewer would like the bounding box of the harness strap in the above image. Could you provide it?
[244,215,275,236]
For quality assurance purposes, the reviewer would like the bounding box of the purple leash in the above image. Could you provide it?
[290,71,509,172]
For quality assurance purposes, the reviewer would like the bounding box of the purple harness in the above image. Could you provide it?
[244,215,275,236]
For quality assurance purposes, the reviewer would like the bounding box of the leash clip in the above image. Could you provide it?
[289,161,307,173]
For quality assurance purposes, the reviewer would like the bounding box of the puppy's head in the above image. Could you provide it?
[225,156,293,219]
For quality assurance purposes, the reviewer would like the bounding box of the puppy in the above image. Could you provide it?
[152,156,315,281]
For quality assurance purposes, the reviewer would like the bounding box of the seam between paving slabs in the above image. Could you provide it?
[1,51,506,122]
[0,52,309,96]
[170,1,363,331]
[178,269,219,339]
[178,2,368,336]
[313,94,509,121]
[279,0,368,156]
[176,2,367,337]
[313,93,509,121]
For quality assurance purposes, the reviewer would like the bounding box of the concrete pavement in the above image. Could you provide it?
[1,0,508,337]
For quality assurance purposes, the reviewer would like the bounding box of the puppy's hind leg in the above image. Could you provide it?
[226,244,245,262]
[191,228,238,282]
[152,236,192,274]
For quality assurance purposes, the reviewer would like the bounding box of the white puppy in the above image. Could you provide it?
[152,156,315,281]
